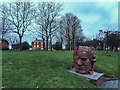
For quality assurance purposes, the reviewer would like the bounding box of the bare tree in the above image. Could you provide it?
[35,2,63,51]
[7,34,19,50]
[106,32,120,51]
[1,17,11,39]
[0,5,12,39]
[2,2,36,50]
[59,13,83,50]
[55,23,64,48]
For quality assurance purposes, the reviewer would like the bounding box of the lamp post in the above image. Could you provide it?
[99,30,111,55]
[99,30,103,50]
[104,31,109,53]
[104,31,112,56]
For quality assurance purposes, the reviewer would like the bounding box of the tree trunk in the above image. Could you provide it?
[68,41,70,50]
[66,41,70,50]
[50,37,52,51]
[72,29,75,50]
[70,41,72,50]
[19,35,22,51]
[43,38,45,50]
[61,37,63,49]
[46,37,48,51]
[49,31,52,51]
[42,35,45,50]
[72,38,75,50]
[69,38,71,50]
[115,47,118,52]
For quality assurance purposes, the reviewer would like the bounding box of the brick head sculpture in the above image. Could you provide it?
[73,46,96,75]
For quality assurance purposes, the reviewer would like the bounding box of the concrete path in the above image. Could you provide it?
[100,80,120,89]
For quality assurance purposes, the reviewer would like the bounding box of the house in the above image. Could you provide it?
[32,39,51,50]
[0,39,9,50]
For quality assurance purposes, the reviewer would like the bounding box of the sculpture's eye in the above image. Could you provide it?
[92,57,95,59]
[81,58,87,61]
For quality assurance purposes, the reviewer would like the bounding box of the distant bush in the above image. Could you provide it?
[22,41,30,50]
[96,46,102,50]
[2,48,9,50]
[52,42,62,50]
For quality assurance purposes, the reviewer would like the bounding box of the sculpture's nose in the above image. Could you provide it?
[81,58,87,61]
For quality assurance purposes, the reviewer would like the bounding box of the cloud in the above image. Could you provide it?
[2,1,118,44]
[62,2,118,38]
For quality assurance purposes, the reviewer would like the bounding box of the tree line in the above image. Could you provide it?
[1,2,84,51]
[83,31,120,52]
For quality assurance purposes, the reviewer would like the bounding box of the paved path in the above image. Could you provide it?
[100,80,120,89]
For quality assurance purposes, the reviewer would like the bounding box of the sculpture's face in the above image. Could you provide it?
[74,51,92,74]
[73,46,96,74]
[73,48,96,74]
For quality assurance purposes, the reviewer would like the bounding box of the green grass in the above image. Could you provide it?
[93,50,119,77]
[2,50,119,88]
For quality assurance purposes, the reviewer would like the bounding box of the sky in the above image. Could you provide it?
[62,2,118,39]
[0,1,119,45]
[27,1,118,45]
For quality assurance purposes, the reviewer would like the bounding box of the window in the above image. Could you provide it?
[37,42,39,44]
[34,45,36,47]
[34,42,36,44]
[37,45,39,47]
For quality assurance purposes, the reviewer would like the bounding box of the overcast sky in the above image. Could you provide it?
[62,2,118,39]
[0,1,118,45]
[24,2,118,45]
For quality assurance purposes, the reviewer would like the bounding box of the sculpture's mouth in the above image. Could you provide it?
[77,66,86,70]
[79,70,86,73]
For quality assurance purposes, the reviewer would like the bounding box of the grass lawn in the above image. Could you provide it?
[2,50,119,88]
[93,50,119,78]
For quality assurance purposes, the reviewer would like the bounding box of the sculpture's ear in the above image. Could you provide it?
[74,47,78,51]
[73,47,78,56]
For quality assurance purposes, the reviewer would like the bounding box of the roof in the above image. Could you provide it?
[0,38,9,44]
[33,38,50,42]
[33,40,43,42]
[3,40,9,44]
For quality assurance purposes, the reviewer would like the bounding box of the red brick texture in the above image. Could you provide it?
[90,76,104,87]
[73,46,96,74]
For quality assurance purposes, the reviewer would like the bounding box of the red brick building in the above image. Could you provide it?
[32,39,51,50]
[0,39,9,50]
